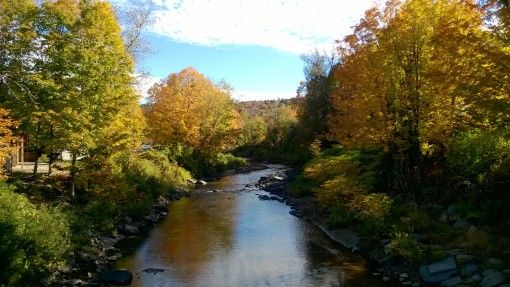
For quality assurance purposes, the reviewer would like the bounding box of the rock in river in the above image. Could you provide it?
[142,268,165,274]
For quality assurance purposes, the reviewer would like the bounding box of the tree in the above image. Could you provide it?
[0,109,17,176]
[297,50,337,144]
[117,3,155,65]
[328,0,510,194]
[147,67,240,155]
[1,0,144,192]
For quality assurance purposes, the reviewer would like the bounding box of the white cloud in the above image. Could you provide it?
[134,74,162,102]
[232,90,295,102]
[146,0,376,54]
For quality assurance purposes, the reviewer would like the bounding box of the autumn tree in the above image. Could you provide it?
[147,67,240,155]
[0,109,17,176]
[328,0,510,194]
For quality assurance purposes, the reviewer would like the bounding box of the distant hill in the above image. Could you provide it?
[236,98,300,117]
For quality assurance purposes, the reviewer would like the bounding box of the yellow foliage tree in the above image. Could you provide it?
[328,0,510,192]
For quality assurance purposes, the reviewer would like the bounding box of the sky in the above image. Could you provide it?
[112,0,376,101]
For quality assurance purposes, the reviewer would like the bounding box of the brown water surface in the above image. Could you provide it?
[116,165,385,287]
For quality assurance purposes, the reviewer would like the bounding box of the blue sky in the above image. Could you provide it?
[113,0,376,101]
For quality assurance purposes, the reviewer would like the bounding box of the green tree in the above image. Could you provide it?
[296,50,336,144]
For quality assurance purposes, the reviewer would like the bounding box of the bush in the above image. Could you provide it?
[448,129,510,225]
[0,182,70,285]
[385,231,423,264]
[449,129,510,189]
[326,204,355,227]
[297,147,393,232]
[125,150,191,197]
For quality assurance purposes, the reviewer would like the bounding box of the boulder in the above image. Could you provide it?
[157,196,169,205]
[460,263,478,277]
[123,224,139,235]
[429,257,457,274]
[97,270,133,285]
[196,180,207,186]
[142,268,165,274]
[479,270,505,287]
[440,205,460,223]
[464,274,482,284]
[143,213,159,224]
[440,276,462,287]
[419,257,458,285]
[153,201,169,212]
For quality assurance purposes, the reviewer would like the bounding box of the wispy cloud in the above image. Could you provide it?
[114,0,376,54]
[134,74,161,102]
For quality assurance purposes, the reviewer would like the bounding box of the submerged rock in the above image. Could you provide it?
[97,270,133,285]
[142,268,165,274]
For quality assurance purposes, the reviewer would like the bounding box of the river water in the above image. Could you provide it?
[116,165,385,287]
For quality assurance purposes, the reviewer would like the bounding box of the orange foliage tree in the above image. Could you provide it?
[0,108,17,175]
[146,67,240,154]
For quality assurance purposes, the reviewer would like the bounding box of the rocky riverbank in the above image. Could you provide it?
[255,168,510,287]
[49,190,190,287]
[48,163,270,286]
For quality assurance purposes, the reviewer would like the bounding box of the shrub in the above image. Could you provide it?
[125,150,191,197]
[449,129,510,189]
[327,204,355,227]
[448,129,510,225]
[0,182,70,285]
[385,231,423,264]
[298,147,393,233]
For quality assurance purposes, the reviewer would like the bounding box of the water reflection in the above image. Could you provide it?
[117,166,385,287]
[147,194,237,285]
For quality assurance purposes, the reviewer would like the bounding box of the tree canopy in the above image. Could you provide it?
[147,67,240,154]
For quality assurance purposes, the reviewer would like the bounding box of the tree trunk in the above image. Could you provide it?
[33,157,38,176]
[48,154,53,176]
[32,149,43,178]
[70,154,77,199]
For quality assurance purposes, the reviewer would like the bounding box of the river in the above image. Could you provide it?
[116,164,385,287]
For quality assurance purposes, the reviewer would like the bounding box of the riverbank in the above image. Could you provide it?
[49,190,190,286]
[255,168,510,287]
[48,162,271,286]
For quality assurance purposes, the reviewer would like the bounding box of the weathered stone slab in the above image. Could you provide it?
[316,224,359,249]
[480,271,505,287]
[428,257,457,274]
[419,265,458,285]
[440,276,462,287]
